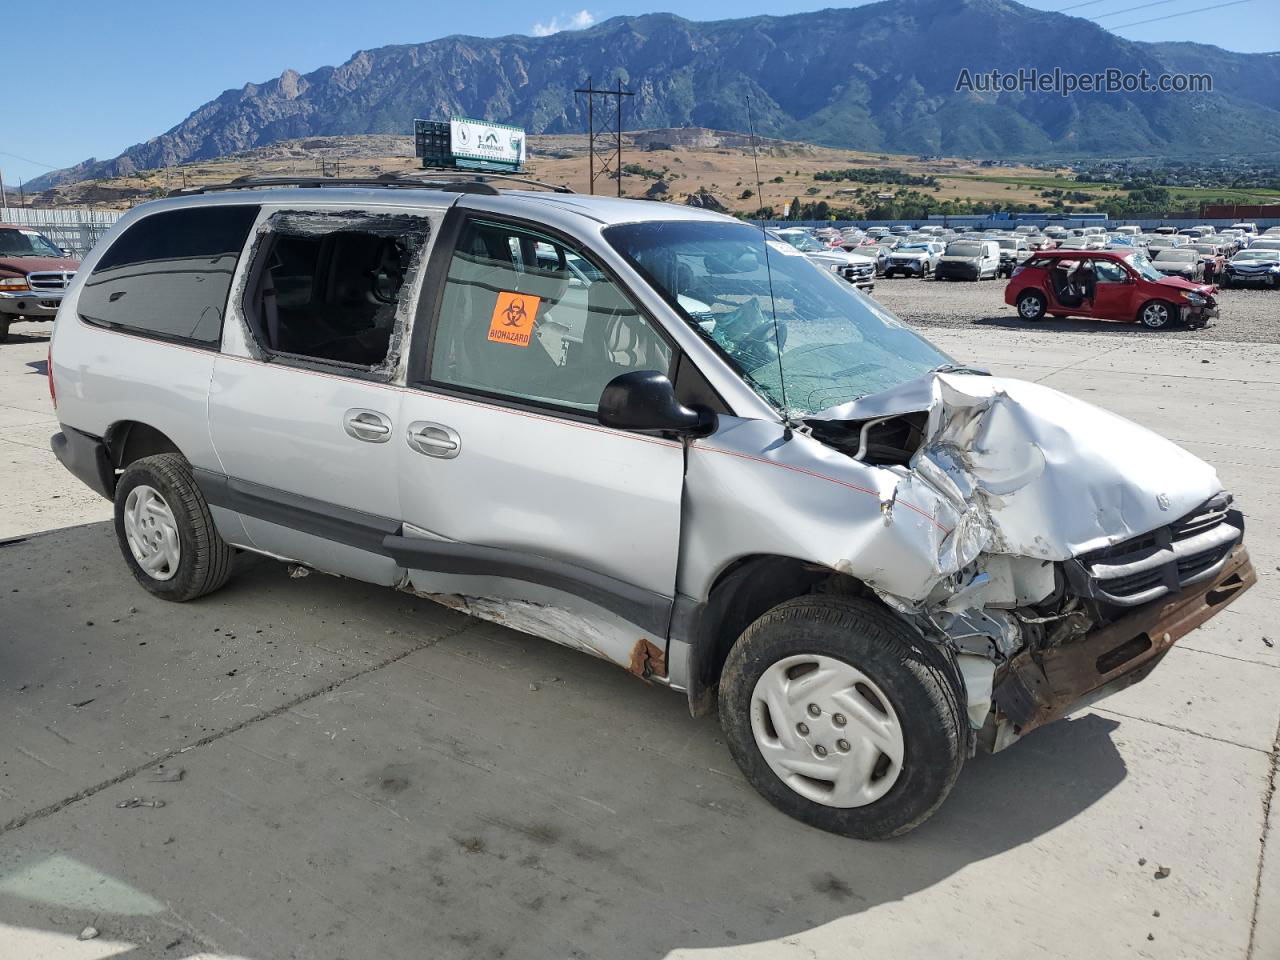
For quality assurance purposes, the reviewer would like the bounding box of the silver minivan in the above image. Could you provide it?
[49,178,1255,839]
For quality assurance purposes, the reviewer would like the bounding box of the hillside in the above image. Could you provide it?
[32,131,1279,221]
[28,0,1280,192]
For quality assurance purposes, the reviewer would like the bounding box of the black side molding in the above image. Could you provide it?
[190,465,674,635]
[51,428,115,500]
[193,468,399,555]
[382,534,672,636]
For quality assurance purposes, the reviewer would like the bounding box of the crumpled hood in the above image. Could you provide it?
[813,372,1222,564]
[1156,274,1214,294]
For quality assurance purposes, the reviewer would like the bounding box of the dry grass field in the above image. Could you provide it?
[31,130,1072,214]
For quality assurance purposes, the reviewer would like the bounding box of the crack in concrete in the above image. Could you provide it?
[1247,714,1280,960]
[0,618,478,837]
[1090,706,1271,755]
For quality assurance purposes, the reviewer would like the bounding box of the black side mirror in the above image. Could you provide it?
[598,370,716,437]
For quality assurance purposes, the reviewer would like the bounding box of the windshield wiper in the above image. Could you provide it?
[930,362,990,376]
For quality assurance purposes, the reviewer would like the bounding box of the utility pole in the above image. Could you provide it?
[574,75,633,197]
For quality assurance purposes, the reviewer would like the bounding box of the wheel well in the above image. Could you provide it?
[105,422,183,472]
[681,554,873,717]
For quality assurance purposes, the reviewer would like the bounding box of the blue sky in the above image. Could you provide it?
[3,0,1277,186]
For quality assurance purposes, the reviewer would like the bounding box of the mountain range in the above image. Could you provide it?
[29,0,1280,191]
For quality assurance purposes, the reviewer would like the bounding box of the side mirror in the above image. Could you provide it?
[598,370,716,437]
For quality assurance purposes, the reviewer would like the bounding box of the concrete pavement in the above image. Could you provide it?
[1,315,1277,959]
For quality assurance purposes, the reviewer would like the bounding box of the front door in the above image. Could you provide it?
[392,212,686,672]
[1086,258,1137,319]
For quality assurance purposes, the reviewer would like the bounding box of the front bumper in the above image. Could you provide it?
[935,263,978,280]
[983,544,1255,751]
[0,289,63,318]
[1226,270,1278,286]
[1183,302,1219,326]
[885,261,925,277]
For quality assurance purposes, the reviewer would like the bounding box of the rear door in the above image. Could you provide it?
[207,204,440,583]
[391,209,686,672]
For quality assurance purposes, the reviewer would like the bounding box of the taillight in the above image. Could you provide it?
[47,343,56,409]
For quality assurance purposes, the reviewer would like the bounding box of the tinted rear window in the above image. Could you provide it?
[79,205,259,346]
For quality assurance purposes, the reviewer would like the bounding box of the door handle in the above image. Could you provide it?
[343,408,392,443]
[406,421,461,459]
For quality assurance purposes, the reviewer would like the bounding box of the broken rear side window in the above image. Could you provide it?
[244,211,431,372]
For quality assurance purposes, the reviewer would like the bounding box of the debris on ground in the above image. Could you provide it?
[72,698,95,708]
[78,927,99,941]
[1263,636,1274,648]
[1154,865,1171,880]
[529,683,539,692]
[1138,857,1146,866]
[116,797,166,809]
[1153,909,1160,917]
[288,565,310,578]
[148,766,184,783]
[1147,933,1155,941]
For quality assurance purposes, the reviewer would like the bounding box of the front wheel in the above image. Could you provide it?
[1139,299,1177,330]
[113,453,235,601]
[719,596,966,840]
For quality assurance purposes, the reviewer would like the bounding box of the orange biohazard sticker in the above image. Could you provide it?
[487,291,540,347]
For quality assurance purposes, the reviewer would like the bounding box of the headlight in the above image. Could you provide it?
[0,277,30,292]
[1184,292,1207,305]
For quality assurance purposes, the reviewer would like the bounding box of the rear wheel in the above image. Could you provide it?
[1017,291,1047,320]
[1139,300,1177,330]
[113,453,234,601]
[719,596,965,840]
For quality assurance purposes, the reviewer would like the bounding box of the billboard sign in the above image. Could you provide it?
[449,117,526,170]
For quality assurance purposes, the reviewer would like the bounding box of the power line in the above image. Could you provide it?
[1059,0,1110,11]
[1111,0,1257,28]
[0,150,62,170]
[1092,0,1186,21]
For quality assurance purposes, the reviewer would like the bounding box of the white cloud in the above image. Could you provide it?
[532,10,596,37]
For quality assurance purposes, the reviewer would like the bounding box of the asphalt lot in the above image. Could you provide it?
[1,282,1278,960]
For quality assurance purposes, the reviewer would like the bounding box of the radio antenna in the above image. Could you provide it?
[745,94,790,424]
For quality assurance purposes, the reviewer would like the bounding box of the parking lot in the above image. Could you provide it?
[1,280,1277,959]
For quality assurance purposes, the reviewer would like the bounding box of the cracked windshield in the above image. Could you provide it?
[606,220,949,415]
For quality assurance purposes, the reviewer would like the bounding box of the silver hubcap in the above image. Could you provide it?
[1143,304,1169,327]
[123,484,181,581]
[750,654,905,808]
[1019,296,1041,318]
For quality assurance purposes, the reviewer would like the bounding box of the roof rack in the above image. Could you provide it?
[168,171,574,198]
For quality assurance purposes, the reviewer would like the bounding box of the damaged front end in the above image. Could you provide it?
[808,372,1257,751]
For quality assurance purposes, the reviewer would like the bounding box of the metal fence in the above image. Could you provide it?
[0,207,123,258]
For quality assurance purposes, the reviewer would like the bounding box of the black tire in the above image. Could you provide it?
[0,318,10,343]
[113,453,234,601]
[1138,299,1178,330]
[719,596,966,840]
[1016,291,1047,320]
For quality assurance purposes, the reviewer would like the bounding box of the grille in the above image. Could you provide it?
[1065,493,1242,608]
[27,272,72,291]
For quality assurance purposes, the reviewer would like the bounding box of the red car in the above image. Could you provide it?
[1004,249,1218,330]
